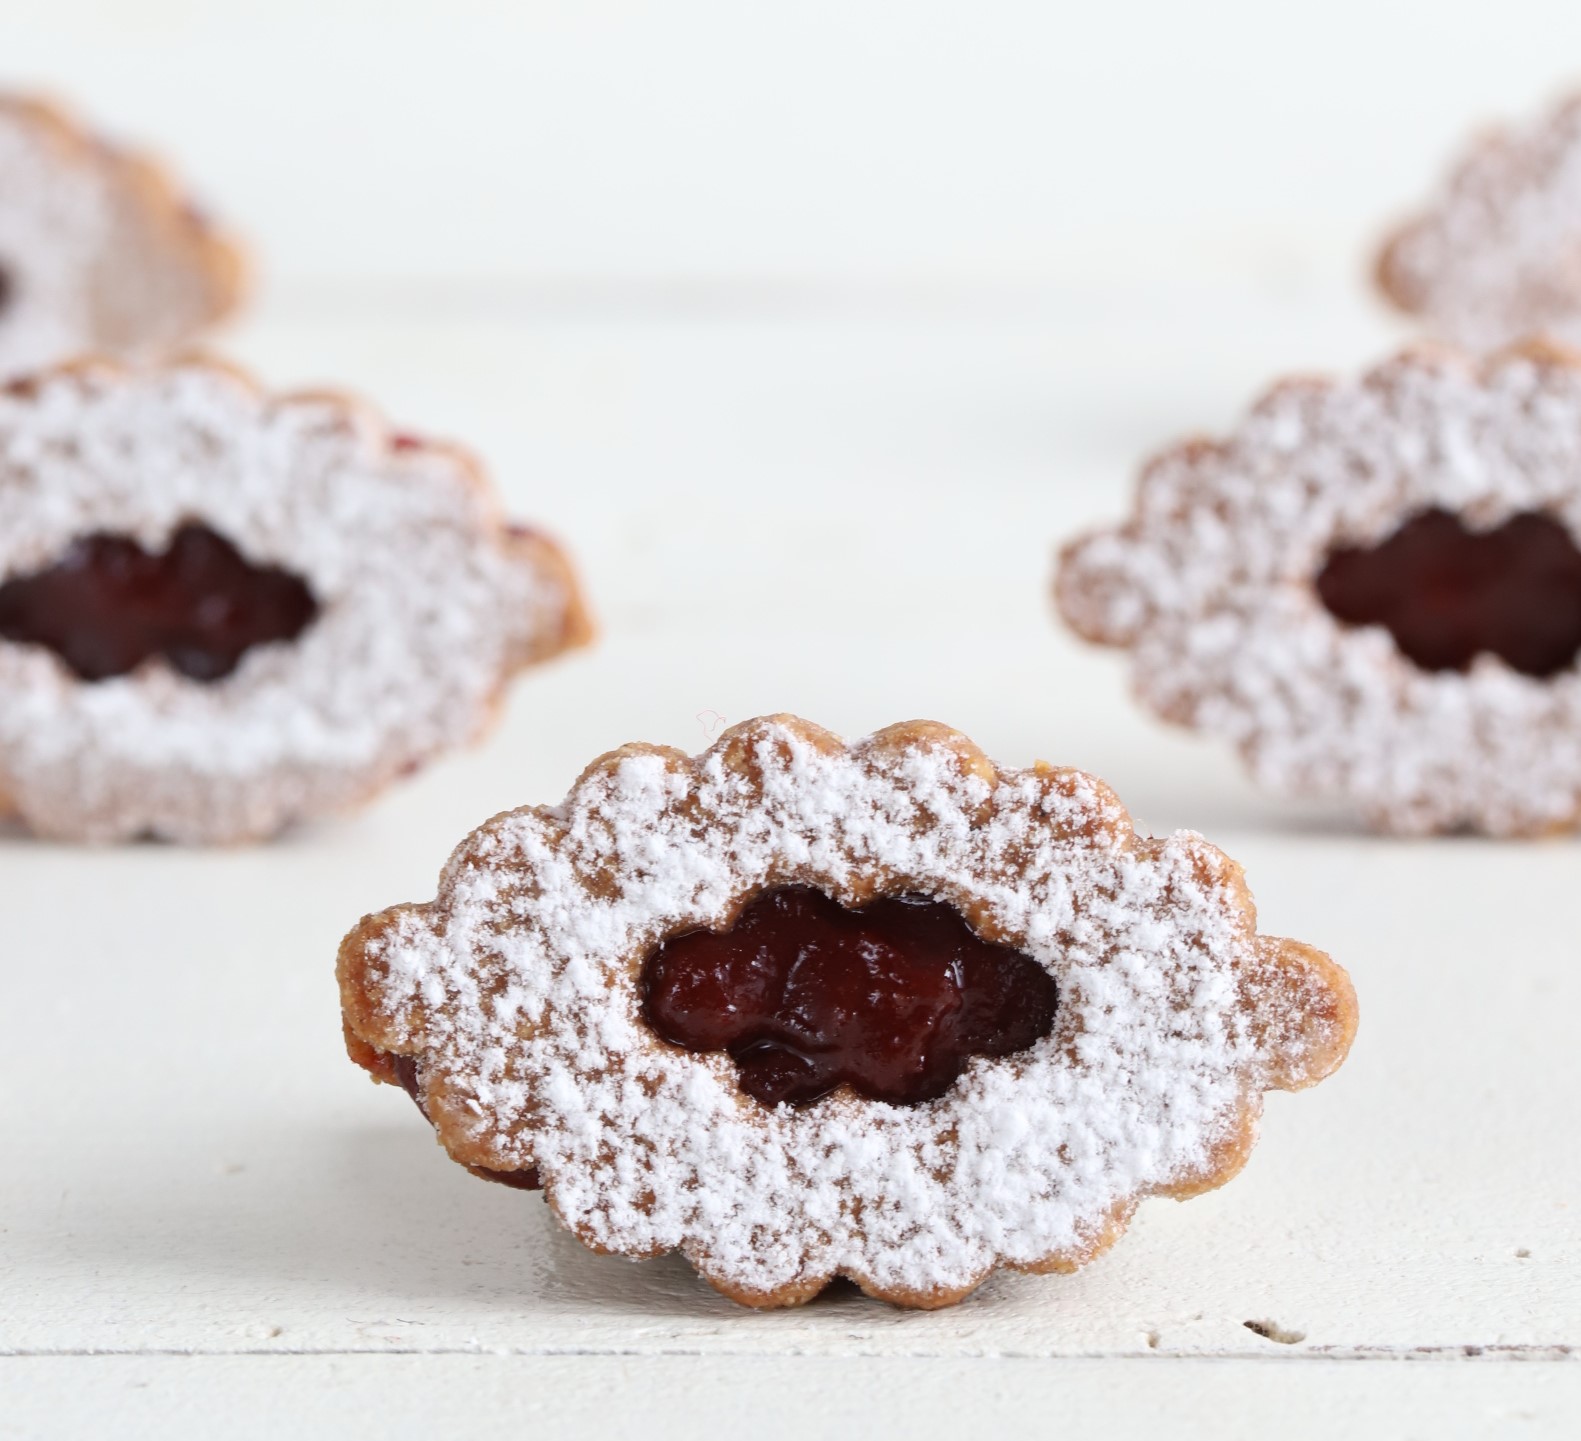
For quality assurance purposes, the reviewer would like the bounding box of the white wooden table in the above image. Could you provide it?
[3,293,1577,1437]
[6,3,1581,1433]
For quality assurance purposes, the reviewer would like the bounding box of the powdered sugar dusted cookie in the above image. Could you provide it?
[0,357,592,842]
[1378,93,1581,350]
[1057,342,1581,835]
[338,715,1354,1309]
[0,95,243,379]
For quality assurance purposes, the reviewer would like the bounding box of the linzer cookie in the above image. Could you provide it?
[0,356,592,842]
[1378,93,1581,350]
[338,715,1354,1309]
[1057,342,1581,835]
[0,95,243,378]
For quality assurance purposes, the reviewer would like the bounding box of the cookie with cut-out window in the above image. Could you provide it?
[1058,342,1581,835]
[0,356,592,842]
[338,714,1354,1309]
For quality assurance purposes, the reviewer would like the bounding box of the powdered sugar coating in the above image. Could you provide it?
[1379,94,1581,351]
[0,358,590,842]
[1057,344,1581,836]
[0,96,241,379]
[339,716,1352,1308]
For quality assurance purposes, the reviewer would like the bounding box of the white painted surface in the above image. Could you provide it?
[5,1357,1581,1441]
[3,2,1581,1432]
[3,304,1578,1433]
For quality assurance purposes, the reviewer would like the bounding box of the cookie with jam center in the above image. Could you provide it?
[338,715,1354,1309]
[1056,342,1581,836]
[0,356,593,842]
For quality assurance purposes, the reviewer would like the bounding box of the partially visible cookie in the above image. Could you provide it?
[0,356,592,843]
[0,94,243,378]
[339,714,1354,1309]
[1057,341,1581,835]
[1378,93,1581,350]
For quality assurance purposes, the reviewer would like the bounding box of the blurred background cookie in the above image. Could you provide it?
[1379,92,1581,351]
[1057,343,1581,835]
[0,93,243,379]
[0,356,592,842]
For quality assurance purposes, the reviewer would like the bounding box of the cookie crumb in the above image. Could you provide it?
[1244,1319,1306,1345]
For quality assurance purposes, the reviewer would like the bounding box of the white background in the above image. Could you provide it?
[4,3,1581,1437]
[16,0,1581,294]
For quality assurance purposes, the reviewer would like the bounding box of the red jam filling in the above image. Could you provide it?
[389,1053,542,1191]
[0,523,318,682]
[641,886,1059,1108]
[1315,508,1581,678]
